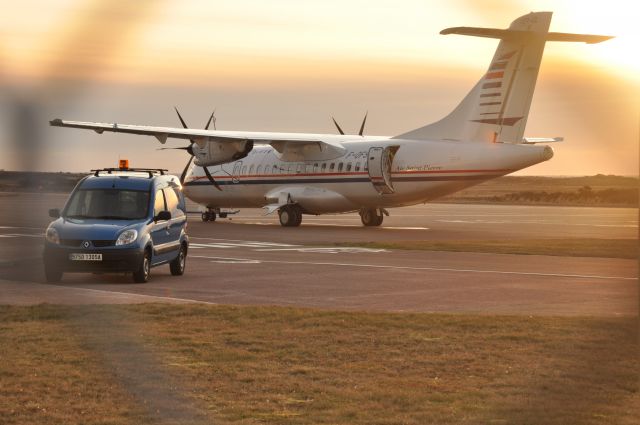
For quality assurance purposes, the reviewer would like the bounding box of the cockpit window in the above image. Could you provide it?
[65,189,150,220]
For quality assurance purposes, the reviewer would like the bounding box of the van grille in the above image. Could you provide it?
[60,239,115,248]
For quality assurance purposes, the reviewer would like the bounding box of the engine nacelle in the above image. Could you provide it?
[192,140,254,166]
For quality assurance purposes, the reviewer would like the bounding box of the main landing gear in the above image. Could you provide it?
[201,208,230,222]
[359,208,384,226]
[278,204,303,227]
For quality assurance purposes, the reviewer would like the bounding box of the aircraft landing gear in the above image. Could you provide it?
[360,208,384,226]
[278,204,302,227]
[201,210,216,222]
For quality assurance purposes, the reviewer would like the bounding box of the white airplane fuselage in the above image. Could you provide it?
[183,137,553,214]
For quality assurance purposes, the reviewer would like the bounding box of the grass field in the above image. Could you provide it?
[1,304,638,424]
[336,238,638,259]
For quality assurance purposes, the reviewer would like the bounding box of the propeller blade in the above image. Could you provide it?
[157,146,190,151]
[331,117,345,135]
[174,106,189,129]
[180,155,194,185]
[203,166,222,191]
[358,111,368,136]
[205,109,216,130]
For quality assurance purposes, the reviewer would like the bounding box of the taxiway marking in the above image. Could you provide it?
[190,255,636,281]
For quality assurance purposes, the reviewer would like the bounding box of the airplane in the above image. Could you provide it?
[50,12,612,227]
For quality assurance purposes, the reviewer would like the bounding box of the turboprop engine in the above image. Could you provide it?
[191,139,254,167]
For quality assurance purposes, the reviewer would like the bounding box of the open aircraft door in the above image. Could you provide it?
[367,146,399,194]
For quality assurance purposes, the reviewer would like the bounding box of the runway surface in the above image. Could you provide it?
[0,192,637,315]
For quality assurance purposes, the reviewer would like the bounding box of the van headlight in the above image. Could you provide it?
[116,229,138,246]
[45,227,60,245]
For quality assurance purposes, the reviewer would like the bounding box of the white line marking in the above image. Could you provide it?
[43,283,220,304]
[190,255,636,281]
[255,247,387,253]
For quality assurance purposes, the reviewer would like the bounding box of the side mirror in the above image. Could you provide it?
[155,210,171,222]
[49,208,60,218]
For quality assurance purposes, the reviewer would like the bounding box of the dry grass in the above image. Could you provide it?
[336,238,638,259]
[1,304,638,424]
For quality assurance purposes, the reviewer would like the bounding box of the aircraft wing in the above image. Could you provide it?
[49,119,346,155]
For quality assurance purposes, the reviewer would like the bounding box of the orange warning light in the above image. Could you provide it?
[119,159,129,169]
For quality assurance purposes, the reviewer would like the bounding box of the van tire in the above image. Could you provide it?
[133,249,151,283]
[170,244,187,276]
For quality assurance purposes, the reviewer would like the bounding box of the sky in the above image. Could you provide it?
[1,0,638,175]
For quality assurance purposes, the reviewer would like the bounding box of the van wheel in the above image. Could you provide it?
[133,250,151,283]
[44,264,63,282]
[170,244,187,276]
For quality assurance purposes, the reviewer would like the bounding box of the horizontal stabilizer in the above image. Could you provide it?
[522,137,564,144]
[441,27,613,44]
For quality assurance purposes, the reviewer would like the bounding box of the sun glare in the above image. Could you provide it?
[550,0,640,80]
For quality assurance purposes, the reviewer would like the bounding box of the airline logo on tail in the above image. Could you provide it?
[473,50,523,127]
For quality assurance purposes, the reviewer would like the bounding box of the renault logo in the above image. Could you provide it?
[82,241,91,248]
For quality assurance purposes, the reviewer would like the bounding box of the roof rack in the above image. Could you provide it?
[90,168,168,178]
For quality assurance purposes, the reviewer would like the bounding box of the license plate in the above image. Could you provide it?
[69,253,102,261]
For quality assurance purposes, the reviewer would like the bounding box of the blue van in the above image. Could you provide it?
[43,167,189,283]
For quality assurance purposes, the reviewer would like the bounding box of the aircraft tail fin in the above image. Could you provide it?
[394,12,612,144]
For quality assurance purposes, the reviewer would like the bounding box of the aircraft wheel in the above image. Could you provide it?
[279,205,302,227]
[201,211,216,222]
[360,208,383,226]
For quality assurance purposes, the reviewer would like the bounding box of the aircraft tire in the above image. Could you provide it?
[360,208,383,226]
[279,205,302,227]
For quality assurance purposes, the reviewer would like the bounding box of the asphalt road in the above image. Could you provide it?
[0,192,637,315]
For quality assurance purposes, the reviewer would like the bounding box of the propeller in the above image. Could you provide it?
[331,111,368,136]
[165,107,222,191]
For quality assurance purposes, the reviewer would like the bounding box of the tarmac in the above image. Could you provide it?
[0,192,637,316]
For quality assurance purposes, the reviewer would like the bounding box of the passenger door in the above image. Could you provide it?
[367,146,399,194]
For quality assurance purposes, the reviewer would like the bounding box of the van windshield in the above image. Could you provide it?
[64,189,150,220]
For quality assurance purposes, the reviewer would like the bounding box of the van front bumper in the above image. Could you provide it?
[43,244,144,273]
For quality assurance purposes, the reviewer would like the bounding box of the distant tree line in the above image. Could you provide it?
[491,186,638,206]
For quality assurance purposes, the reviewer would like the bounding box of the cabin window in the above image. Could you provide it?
[355,162,361,172]
[321,163,327,172]
[338,162,344,172]
[346,163,352,172]
[249,165,254,175]
[257,165,263,175]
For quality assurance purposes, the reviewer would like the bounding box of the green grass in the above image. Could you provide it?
[336,238,638,259]
[1,304,638,424]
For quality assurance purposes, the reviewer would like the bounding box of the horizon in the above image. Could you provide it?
[1,0,638,175]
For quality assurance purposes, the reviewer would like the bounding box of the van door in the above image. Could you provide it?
[150,189,171,263]
[367,146,399,194]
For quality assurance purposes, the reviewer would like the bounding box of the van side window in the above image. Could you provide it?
[329,163,335,171]
[171,187,186,212]
[321,163,327,172]
[338,163,344,172]
[163,188,182,216]
[272,164,278,174]
[346,163,352,172]
[355,162,361,172]
[153,189,166,216]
